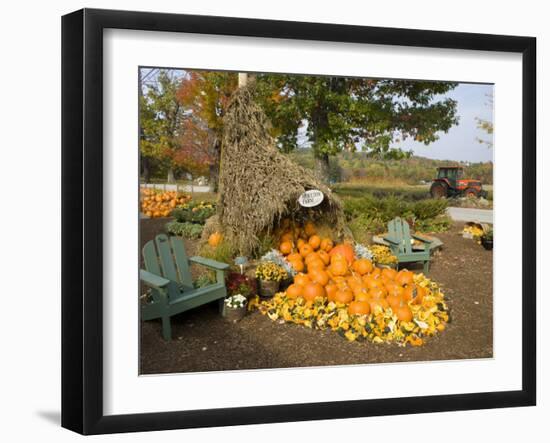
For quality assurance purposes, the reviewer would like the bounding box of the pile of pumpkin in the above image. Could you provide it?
[255,221,449,345]
[140,187,191,218]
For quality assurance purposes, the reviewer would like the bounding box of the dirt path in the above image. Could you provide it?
[140,220,492,374]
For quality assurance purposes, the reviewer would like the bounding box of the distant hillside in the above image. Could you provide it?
[286,149,493,185]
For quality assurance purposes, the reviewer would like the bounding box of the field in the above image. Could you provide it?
[140,218,493,374]
[334,181,493,203]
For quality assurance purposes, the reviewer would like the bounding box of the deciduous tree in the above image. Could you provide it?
[177,71,237,190]
[139,70,187,182]
[255,75,459,182]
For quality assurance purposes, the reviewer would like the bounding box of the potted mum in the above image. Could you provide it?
[255,261,288,298]
[259,249,295,290]
[226,272,257,299]
[222,294,248,322]
[369,245,398,269]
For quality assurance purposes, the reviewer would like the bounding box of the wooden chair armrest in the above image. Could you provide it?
[140,269,170,289]
[189,256,230,271]
[383,235,401,245]
[412,234,433,243]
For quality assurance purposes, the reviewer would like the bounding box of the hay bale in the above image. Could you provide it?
[212,85,347,255]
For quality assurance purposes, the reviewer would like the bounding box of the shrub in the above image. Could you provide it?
[165,221,204,239]
[349,214,386,240]
[343,195,449,234]
[254,232,276,259]
[171,201,216,224]
[199,241,234,266]
[415,216,452,233]
[411,199,448,220]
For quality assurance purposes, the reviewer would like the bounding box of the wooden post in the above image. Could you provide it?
[238,73,248,87]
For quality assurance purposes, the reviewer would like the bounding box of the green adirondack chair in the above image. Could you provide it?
[140,234,229,340]
[383,217,432,273]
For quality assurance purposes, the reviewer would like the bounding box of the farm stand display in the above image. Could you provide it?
[251,220,449,346]
[140,187,191,217]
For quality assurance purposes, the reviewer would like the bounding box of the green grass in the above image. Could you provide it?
[333,182,493,203]
[334,182,430,201]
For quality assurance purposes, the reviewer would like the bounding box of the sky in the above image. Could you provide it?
[399,83,494,163]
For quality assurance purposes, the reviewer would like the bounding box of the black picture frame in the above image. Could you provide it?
[62,8,536,435]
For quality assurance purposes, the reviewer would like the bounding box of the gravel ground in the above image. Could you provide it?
[139,219,493,374]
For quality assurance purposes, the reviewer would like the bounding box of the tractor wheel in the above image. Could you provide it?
[464,188,479,198]
[430,182,448,199]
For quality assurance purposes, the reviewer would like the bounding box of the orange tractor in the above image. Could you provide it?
[430,166,487,199]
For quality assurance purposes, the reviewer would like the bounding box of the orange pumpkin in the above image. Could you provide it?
[369,287,387,299]
[334,288,354,304]
[280,232,294,243]
[309,269,329,286]
[352,258,373,275]
[402,285,416,302]
[348,300,371,316]
[347,275,364,292]
[296,238,307,249]
[303,282,326,302]
[387,284,404,298]
[325,283,338,301]
[320,238,334,252]
[332,276,348,287]
[307,259,326,272]
[355,291,371,302]
[308,235,321,250]
[386,293,402,310]
[364,275,383,290]
[395,302,413,322]
[304,252,321,264]
[279,241,293,255]
[304,221,317,237]
[381,267,398,281]
[396,269,414,286]
[287,252,302,262]
[412,285,427,304]
[294,273,311,286]
[329,259,349,277]
[370,267,382,279]
[352,284,368,297]
[208,232,223,247]
[299,243,314,258]
[286,284,304,299]
[318,250,331,265]
[288,259,304,272]
[329,243,355,265]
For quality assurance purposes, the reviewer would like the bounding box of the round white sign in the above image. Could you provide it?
[298,189,324,207]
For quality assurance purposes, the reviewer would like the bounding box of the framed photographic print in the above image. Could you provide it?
[61,8,536,435]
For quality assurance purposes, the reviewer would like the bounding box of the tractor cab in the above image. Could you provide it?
[437,166,463,179]
[431,166,487,199]
[436,167,463,188]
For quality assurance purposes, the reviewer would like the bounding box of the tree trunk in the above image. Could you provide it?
[209,139,221,192]
[315,152,331,184]
[141,156,151,183]
[209,163,219,192]
[167,167,176,183]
